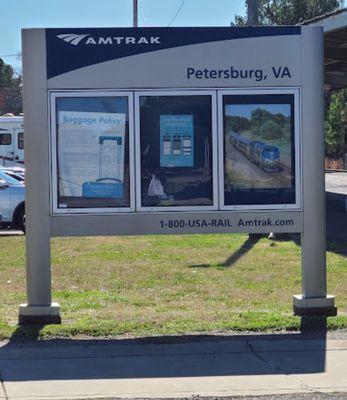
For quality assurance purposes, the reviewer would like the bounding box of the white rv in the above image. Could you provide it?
[0,114,24,167]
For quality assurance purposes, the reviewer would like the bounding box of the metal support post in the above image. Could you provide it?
[293,27,336,316]
[18,29,60,324]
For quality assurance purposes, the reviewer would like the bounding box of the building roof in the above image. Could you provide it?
[303,8,347,89]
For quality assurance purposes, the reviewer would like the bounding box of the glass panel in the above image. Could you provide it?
[0,134,12,145]
[18,132,24,149]
[223,93,296,206]
[56,96,130,209]
[139,95,214,207]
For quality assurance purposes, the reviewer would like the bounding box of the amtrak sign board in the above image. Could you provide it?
[19,26,336,323]
[46,26,302,227]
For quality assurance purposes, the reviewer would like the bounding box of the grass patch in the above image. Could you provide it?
[0,234,346,339]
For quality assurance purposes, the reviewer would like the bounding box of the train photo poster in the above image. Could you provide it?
[160,115,194,168]
[223,93,295,205]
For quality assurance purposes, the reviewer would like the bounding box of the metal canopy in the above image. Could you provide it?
[303,8,347,89]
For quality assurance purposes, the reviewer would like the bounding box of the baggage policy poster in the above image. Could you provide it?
[57,111,125,198]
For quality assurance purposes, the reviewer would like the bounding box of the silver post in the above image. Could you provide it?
[293,27,336,316]
[18,29,60,324]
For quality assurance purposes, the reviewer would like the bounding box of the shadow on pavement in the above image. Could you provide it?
[0,317,327,382]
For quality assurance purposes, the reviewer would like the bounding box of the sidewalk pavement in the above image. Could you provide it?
[0,230,23,236]
[0,332,346,399]
[325,171,347,196]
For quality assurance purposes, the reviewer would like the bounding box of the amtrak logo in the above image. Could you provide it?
[57,33,90,46]
[56,33,161,46]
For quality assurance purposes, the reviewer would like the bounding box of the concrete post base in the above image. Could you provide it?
[293,295,337,316]
[18,303,61,325]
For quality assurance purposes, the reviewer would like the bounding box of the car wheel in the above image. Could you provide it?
[17,207,25,233]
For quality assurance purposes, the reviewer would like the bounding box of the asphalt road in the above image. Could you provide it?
[325,171,347,243]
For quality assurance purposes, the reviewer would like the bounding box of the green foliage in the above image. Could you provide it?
[250,107,272,134]
[226,115,250,132]
[0,58,22,114]
[232,2,346,159]
[282,120,291,140]
[260,119,282,139]
[226,106,290,139]
[232,14,248,26]
[233,0,343,26]
[0,59,14,87]
[261,0,343,25]
[0,58,21,88]
[325,89,347,158]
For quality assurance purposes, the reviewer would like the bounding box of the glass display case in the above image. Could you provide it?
[219,91,299,209]
[51,92,134,212]
[136,91,217,211]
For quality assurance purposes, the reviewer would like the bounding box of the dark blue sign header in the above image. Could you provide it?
[46,26,301,79]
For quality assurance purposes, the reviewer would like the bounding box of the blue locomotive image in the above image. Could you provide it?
[230,132,281,172]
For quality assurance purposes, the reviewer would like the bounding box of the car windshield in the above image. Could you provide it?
[0,170,23,185]
[5,171,25,182]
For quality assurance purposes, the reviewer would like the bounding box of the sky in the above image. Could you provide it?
[0,0,246,73]
[226,104,291,119]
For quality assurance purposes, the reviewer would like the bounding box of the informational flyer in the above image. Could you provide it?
[160,115,194,167]
[58,111,125,198]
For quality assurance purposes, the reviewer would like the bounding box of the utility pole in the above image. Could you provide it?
[246,3,261,242]
[133,0,138,27]
[247,0,259,25]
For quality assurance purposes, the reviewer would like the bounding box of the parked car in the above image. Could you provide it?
[0,170,25,232]
[1,166,25,182]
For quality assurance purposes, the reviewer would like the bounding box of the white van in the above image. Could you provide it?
[0,114,24,167]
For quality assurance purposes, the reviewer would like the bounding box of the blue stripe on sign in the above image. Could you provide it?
[46,26,301,79]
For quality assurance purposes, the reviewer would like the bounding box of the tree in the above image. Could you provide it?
[232,1,346,162]
[233,0,343,26]
[260,120,282,139]
[226,116,250,132]
[0,58,22,114]
[250,107,272,134]
[0,59,21,88]
[325,89,347,159]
